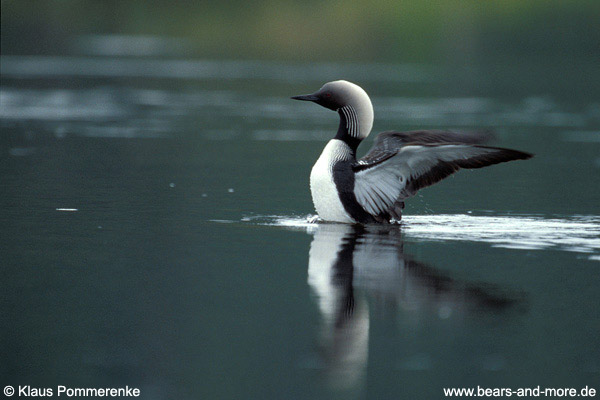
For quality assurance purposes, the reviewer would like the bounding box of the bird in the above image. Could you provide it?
[291,80,533,224]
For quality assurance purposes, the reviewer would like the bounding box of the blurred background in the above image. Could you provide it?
[2,0,600,95]
[2,1,599,63]
[2,1,599,399]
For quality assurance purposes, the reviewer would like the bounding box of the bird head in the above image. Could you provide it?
[292,80,374,140]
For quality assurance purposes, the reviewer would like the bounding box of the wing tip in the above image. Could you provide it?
[504,148,534,161]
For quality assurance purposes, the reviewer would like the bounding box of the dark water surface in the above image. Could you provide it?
[2,55,599,399]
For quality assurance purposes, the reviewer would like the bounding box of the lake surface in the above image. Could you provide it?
[2,54,599,399]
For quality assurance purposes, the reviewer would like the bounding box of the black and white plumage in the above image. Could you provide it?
[291,80,533,224]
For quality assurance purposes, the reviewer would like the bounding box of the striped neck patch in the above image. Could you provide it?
[339,105,360,138]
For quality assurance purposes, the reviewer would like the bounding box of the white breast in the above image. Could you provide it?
[310,140,356,223]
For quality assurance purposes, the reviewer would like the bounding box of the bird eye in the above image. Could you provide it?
[325,93,332,98]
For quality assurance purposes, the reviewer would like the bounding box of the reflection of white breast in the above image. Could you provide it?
[310,140,355,223]
[308,224,348,321]
[307,224,369,390]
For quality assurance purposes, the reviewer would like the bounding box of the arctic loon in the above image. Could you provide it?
[291,80,533,224]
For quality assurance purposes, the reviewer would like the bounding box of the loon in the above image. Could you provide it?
[291,80,533,224]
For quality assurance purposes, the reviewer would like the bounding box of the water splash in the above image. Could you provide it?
[403,214,600,254]
[234,214,600,258]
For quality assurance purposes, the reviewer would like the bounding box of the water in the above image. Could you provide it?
[2,53,600,399]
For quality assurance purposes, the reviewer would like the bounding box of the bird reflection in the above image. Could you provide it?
[307,223,524,391]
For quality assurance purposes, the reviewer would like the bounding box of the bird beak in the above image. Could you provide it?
[291,93,319,102]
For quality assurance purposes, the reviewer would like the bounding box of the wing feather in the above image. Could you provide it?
[353,141,532,217]
[375,129,494,147]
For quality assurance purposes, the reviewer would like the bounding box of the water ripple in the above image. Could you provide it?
[0,55,434,83]
[237,214,600,258]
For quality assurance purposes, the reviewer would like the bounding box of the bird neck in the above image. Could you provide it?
[335,105,363,154]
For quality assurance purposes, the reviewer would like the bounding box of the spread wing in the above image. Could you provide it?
[353,132,532,218]
[357,130,494,165]
[374,129,495,147]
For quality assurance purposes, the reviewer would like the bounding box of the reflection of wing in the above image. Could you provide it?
[309,224,525,316]
[353,135,532,218]
[307,223,525,389]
